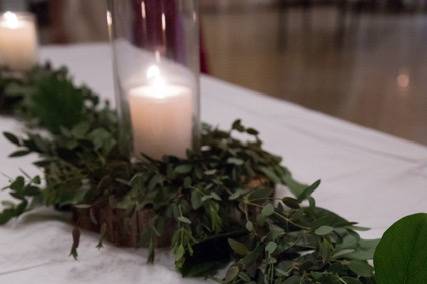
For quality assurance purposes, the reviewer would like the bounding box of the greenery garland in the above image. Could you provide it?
[0,64,421,284]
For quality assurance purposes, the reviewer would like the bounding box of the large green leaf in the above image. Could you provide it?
[374,213,427,284]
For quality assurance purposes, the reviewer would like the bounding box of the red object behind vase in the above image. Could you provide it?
[132,0,208,73]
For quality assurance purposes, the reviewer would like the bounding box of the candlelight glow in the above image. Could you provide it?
[131,65,189,99]
[146,65,165,86]
[106,11,112,27]
[141,1,146,19]
[397,72,410,89]
[147,65,161,79]
[2,12,21,29]
[140,65,181,99]
[161,13,166,31]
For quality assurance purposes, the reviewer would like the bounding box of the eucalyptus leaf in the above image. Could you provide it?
[3,132,20,146]
[228,238,249,256]
[315,225,334,236]
[227,157,244,166]
[225,266,240,282]
[265,241,278,254]
[9,150,31,158]
[177,216,192,225]
[191,190,203,210]
[348,260,374,277]
[297,179,321,202]
[174,164,193,175]
[261,203,275,217]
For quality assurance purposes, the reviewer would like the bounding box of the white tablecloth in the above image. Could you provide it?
[1,44,426,283]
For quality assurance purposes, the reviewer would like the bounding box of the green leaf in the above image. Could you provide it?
[175,244,185,261]
[71,122,90,137]
[345,239,380,260]
[10,176,25,192]
[306,207,353,228]
[247,187,273,202]
[229,189,248,200]
[88,128,112,150]
[261,203,275,217]
[174,164,193,175]
[191,190,203,210]
[0,208,16,225]
[351,225,371,231]
[177,216,192,224]
[374,213,427,284]
[227,157,244,166]
[297,179,321,202]
[210,192,221,201]
[148,174,163,190]
[315,225,334,236]
[246,221,254,232]
[231,119,245,132]
[265,241,277,254]
[347,260,373,278]
[332,249,354,259]
[224,265,239,282]
[0,200,28,225]
[246,128,259,136]
[282,173,307,198]
[282,197,300,209]
[32,176,41,185]
[228,238,249,256]
[9,150,31,158]
[259,166,281,183]
[276,261,293,277]
[3,132,20,146]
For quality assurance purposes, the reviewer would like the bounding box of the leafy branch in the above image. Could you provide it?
[0,65,378,283]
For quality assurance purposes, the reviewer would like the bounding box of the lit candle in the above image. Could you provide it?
[0,12,38,71]
[128,65,194,159]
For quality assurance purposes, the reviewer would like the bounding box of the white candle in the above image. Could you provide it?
[128,66,194,159]
[0,12,38,71]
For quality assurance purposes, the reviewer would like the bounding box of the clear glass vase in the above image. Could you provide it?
[108,0,200,160]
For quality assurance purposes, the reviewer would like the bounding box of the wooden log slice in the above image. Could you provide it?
[72,177,273,248]
[72,204,173,248]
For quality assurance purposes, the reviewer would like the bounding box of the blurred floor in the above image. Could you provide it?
[201,3,427,145]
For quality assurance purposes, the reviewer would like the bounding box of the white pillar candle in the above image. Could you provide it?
[128,66,193,159]
[0,12,38,71]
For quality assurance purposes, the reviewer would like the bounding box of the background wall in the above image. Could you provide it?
[0,0,426,145]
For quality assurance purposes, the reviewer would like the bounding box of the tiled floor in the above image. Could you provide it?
[201,4,427,145]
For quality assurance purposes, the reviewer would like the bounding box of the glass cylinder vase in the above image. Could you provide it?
[108,0,200,160]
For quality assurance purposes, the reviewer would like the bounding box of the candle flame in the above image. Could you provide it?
[147,65,161,79]
[146,65,168,99]
[2,12,21,29]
